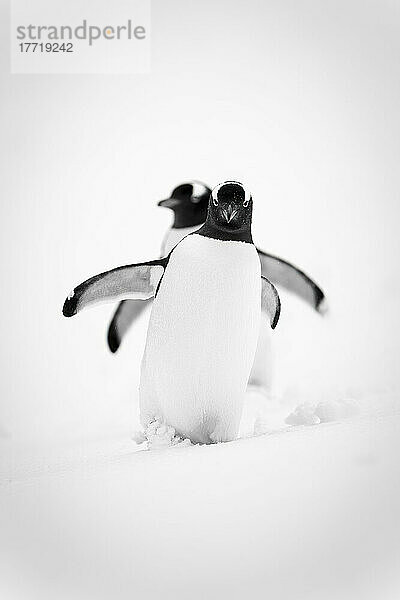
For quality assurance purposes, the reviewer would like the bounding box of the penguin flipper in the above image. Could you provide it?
[107,299,151,353]
[63,259,166,318]
[261,276,281,329]
[257,249,325,312]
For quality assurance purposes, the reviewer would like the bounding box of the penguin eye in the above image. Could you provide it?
[191,196,201,204]
[243,199,250,208]
[212,195,218,207]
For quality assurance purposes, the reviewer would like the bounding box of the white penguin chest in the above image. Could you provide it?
[147,234,261,381]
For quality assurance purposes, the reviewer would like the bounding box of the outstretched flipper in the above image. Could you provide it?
[261,276,281,329]
[107,299,151,353]
[63,259,167,318]
[257,249,325,312]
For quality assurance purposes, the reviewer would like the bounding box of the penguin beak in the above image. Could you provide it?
[158,197,180,209]
[221,204,238,224]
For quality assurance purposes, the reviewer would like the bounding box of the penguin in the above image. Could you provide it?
[159,181,211,255]
[63,182,281,444]
[107,181,211,353]
[108,181,325,354]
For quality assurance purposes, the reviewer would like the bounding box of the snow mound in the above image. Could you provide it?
[315,398,359,422]
[285,398,360,426]
[133,420,192,450]
[285,402,321,426]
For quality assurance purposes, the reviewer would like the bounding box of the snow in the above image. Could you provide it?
[285,402,322,425]
[315,398,360,422]
[285,398,360,426]
[138,420,192,450]
[1,396,399,600]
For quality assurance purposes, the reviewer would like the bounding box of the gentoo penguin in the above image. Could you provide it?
[108,182,325,354]
[63,182,280,444]
[107,181,211,353]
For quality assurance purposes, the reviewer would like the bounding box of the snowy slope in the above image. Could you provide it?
[1,404,399,600]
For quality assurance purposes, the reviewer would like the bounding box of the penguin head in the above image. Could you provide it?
[158,181,211,228]
[208,181,253,233]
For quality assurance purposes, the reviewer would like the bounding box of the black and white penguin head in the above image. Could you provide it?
[209,181,253,232]
[158,181,211,228]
